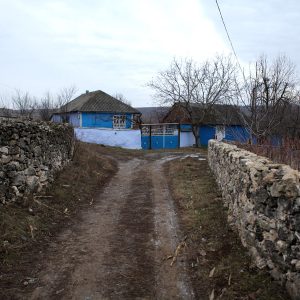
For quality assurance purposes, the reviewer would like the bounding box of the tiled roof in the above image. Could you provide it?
[60,90,140,114]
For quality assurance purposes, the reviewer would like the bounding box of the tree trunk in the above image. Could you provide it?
[192,125,200,147]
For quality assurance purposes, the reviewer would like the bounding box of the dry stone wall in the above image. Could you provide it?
[208,140,300,300]
[0,119,74,204]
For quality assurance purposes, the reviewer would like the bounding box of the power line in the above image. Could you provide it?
[215,0,246,82]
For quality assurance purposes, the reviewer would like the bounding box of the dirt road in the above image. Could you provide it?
[29,154,195,299]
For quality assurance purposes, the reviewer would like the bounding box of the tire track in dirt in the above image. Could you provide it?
[151,157,194,300]
[100,165,156,299]
[27,155,194,300]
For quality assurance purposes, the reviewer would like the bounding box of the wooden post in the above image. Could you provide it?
[149,125,152,150]
[178,123,180,149]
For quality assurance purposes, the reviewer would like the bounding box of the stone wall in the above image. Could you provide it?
[0,120,74,204]
[208,140,300,300]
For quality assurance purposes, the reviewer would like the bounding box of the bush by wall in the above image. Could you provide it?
[0,119,74,204]
[208,140,300,300]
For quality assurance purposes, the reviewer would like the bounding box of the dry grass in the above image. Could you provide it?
[165,155,289,299]
[0,142,118,292]
[236,138,300,171]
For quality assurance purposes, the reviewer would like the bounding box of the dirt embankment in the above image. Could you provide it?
[165,155,290,300]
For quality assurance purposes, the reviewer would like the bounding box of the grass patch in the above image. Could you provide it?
[165,155,289,299]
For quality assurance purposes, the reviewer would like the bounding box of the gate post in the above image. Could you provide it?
[178,124,180,149]
[149,125,152,150]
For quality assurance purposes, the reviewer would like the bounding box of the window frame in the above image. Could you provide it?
[113,114,127,129]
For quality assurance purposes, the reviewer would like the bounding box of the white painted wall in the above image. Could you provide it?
[75,128,142,149]
[180,132,194,147]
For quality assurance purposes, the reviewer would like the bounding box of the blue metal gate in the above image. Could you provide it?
[141,123,179,150]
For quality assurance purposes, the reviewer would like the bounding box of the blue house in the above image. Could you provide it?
[168,103,250,147]
[139,103,250,149]
[51,90,141,129]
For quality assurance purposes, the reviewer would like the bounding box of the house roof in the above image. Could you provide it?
[59,90,141,114]
[136,107,170,123]
[163,103,245,125]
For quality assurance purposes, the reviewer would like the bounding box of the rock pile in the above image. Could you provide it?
[208,140,300,300]
[0,119,74,204]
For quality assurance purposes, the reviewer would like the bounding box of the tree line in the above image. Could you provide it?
[148,54,300,146]
[0,87,131,123]
[0,86,78,121]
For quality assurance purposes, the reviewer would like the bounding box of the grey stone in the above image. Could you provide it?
[12,174,25,186]
[11,186,21,197]
[24,167,36,176]
[276,240,288,253]
[6,161,20,171]
[33,146,42,157]
[1,155,11,164]
[263,230,278,242]
[270,268,282,281]
[0,146,9,154]
[38,171,48,182]
[26,176,39,191]
[11,133,19,140]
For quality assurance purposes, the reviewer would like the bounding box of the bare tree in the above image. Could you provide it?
[113,92,141,127]
[276,90,300,139]
[38,91,55,121]
[56,85,78,122]
[0,94,12,118]
[114,93,132,106]
[239,55,298,143]
[12,89,37,119]
[148,55,237,146]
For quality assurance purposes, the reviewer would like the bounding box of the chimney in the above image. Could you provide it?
[86,90,89,94]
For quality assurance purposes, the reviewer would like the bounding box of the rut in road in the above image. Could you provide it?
[29,155,194,299]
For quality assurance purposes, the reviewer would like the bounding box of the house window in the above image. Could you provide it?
[113,115,126,129]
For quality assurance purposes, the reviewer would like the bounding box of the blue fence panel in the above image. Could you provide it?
[141,135,178,150]
[164,136,178,149]
[151,136,164,150]
[141,136,150,149]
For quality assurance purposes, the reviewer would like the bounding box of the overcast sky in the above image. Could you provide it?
[1,0,300,107]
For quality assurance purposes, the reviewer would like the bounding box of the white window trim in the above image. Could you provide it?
[113,114,126,129]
